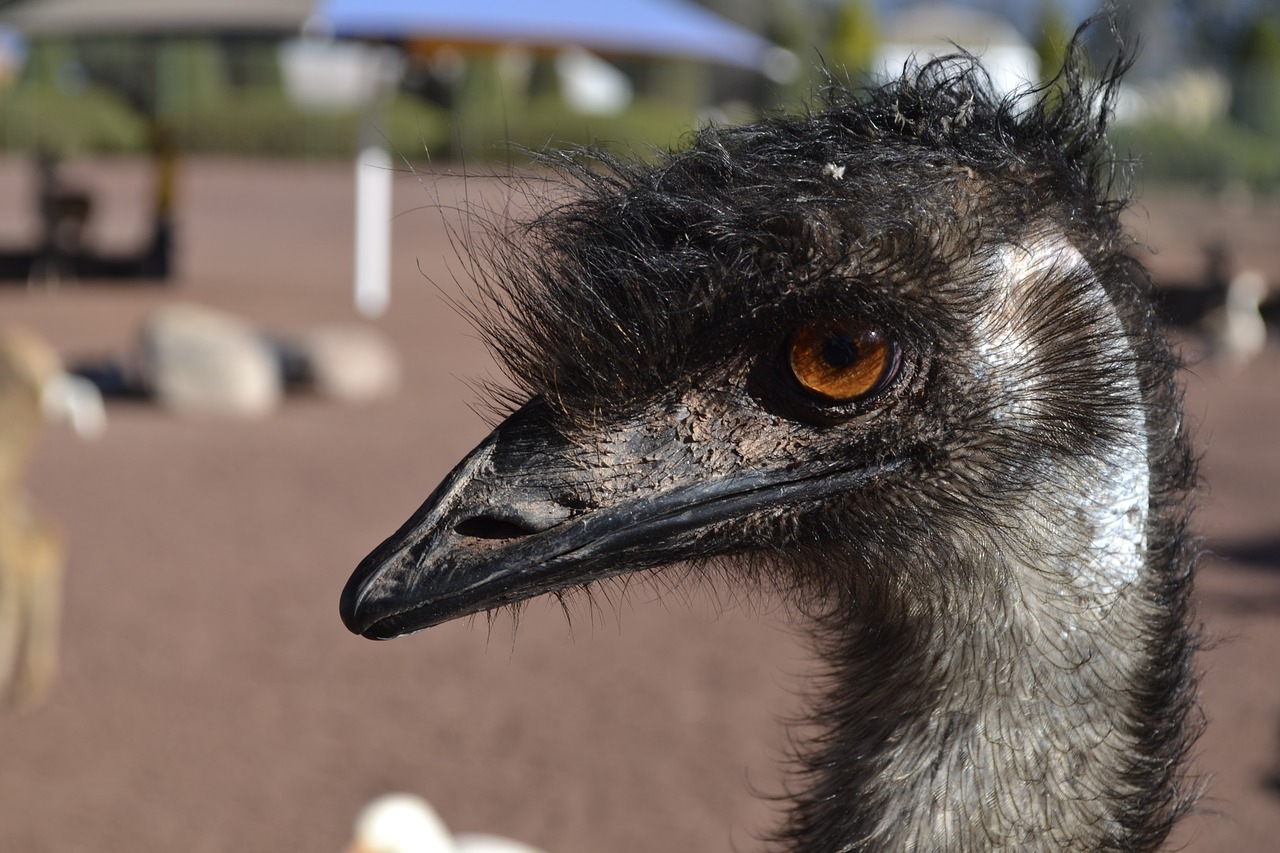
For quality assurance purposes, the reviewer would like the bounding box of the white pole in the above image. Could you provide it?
[354,144,392,318]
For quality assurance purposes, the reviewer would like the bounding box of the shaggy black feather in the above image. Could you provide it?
[368,22,1202,853]
[474,39,1128,425]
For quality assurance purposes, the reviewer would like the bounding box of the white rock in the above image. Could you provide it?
[289,325,400,403]
[349,794,454,853]
[348,793,547,853]
[141,303,282,418]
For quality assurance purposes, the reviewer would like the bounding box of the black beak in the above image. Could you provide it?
[340,398,894,640]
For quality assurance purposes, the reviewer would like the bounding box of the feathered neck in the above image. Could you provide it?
[781,532,1195,851]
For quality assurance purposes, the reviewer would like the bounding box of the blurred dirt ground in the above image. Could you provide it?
[0,156,1278,852]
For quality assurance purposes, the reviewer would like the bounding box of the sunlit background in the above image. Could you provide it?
[0,1,1277,851]
[0,1,1277,178]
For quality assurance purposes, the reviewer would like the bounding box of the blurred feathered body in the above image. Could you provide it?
[344,41,1200,852]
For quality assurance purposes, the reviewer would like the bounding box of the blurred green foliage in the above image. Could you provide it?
[1118,7,1280,192]
[1230,12,1280,137]
[0,38,145,154]
[0,37,457,159]
[0,77,453,160]
[0,15,1276,194]
[0,82,146,155]
[830,0,878,83]
[1034,2,1073,85]
[0,37,696,162]
[441,53,700,163]
[446,93,700,164]
[176,91,451,160]
[1115,119,1280,190]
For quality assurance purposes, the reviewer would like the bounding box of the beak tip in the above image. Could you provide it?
[340,569,418,640]
[339,575,373,636]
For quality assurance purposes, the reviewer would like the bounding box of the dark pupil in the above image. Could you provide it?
[821,334,859,368]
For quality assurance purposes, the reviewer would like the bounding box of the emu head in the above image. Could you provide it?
[341,47,1200,850]
[342,56,1187,642]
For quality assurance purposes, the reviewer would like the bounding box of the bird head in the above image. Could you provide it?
[342,53,1174,642]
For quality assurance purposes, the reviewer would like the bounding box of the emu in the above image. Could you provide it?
[341,44,1201,852]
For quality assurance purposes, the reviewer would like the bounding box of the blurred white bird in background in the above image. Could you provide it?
[347,793,546,853]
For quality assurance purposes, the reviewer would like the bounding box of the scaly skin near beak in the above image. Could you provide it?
[340,398,896,640]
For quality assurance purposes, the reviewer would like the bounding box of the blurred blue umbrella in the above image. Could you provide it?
[311,0,775,72]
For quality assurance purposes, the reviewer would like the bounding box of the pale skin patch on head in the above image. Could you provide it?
[973,240,1078,392]
[980,237,1150,596]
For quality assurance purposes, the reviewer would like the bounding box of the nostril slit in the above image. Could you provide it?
[558,495,593,512]
[455,516,536,540]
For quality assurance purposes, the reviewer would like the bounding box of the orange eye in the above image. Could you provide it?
[787,318,896,404]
